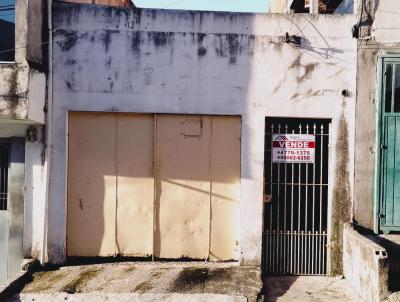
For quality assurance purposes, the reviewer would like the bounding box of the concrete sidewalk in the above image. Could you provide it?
[2,262,364,302]
[264,276,363,302]
[2,262,262,301]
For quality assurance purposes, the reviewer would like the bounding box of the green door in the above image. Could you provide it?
[379,60,400,233]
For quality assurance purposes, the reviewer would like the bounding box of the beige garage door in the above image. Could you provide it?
[67,112,240,260]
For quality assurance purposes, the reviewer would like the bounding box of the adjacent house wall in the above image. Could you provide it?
[0,0,46,123]
[0,125,46,269]
[353,0,400,231]
[48,2,356,271]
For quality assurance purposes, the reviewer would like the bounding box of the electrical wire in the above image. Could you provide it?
[163,0,190,9]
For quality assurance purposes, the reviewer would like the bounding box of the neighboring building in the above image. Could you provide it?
[269,0,354,13]
[343,0,400,301]
[0,0,47,283]
[7,1,400,302]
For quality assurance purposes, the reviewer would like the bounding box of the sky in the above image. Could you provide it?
[0,0,15,23]
[134,0,270,13]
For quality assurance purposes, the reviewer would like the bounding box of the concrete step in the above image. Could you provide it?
[1,263,262,302]
[371,234,400,292]
[6,293,247,302]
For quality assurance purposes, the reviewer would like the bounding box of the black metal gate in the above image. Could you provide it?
[263,118,330,275]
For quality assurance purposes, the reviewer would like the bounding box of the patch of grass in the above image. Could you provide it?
[124,266,136,273]
[134,281,153,293]
[62,269,101,294]
[170,268,209,293]
[24,271,67,292]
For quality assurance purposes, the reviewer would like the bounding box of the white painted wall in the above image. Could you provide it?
[48,2,357,266]
[372,0,400,44]
[23,127,47,259]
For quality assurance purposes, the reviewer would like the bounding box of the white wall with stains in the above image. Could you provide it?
[47,2,357,270]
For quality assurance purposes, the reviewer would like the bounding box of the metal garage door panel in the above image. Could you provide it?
[0,211,8,284]
[67,112,117,257]
[155,115,211,259]
[210,116,241,261]
[116,114,154,256]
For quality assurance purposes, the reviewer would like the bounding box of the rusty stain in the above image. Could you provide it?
[180,118,203,139]
[79,198,83,211]
[298,63,318,82]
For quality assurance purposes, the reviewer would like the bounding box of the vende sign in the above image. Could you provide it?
[272,134,315,163]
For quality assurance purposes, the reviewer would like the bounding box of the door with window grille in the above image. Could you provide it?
[263,118,330,275]
[378,59,400,233]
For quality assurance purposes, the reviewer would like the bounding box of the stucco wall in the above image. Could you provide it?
[0,0,46,123]
[343,224,389,302]
[48,2,357,269]
[23,127,47,259]
[353,0,400,231]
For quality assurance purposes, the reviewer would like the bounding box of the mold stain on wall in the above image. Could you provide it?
[330,105,352,276]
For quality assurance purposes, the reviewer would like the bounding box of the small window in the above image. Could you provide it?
[385,64,393,113]
[0,142,9,211]
[383,62,400,113]
[288,0,353,14]
[0,0,15,62]
[395,64,400,113]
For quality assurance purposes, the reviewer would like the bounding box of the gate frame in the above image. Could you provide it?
[262,116,335,276]
[374,54,400,234]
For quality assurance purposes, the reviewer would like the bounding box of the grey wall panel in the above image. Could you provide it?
[7,138,25,280]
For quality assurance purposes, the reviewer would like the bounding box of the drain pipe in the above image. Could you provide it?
[40,0,53,265]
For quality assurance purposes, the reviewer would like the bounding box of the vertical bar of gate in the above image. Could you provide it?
[276,124,281,274]
[297,124,302,274]
[305,124,309,275]
[322,231,326,275]
[319,124,324,274]
[269,123,274,273]
[312,124,316,274]
[284,124,288,274]
[290,129,295,274]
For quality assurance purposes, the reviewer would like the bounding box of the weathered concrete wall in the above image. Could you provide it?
[48,2,357,269]
[23,127,47,259]
[7,138,25,281]
[343,224,389,302]
[0,0,46,123]
[353,0,400,231]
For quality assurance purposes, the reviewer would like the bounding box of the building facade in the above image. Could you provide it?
[7,1,400,301]
[34,0,357,280]
[0,0,48,283]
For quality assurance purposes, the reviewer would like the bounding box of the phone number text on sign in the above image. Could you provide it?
[272,134,315,163]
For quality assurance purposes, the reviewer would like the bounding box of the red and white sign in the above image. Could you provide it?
[272,134,315,163]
